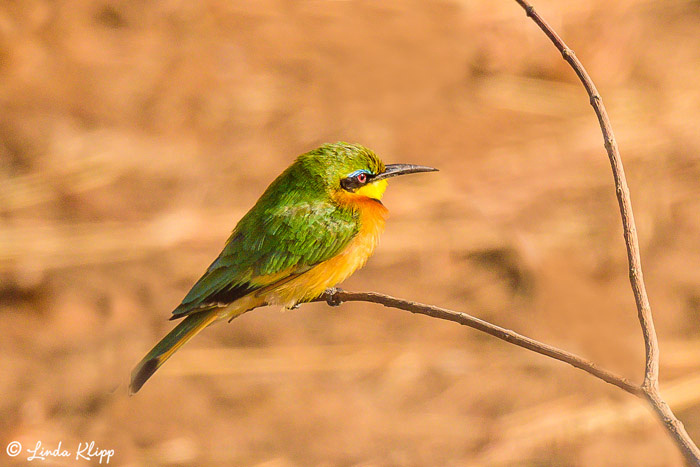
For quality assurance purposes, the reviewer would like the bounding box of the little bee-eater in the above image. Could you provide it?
[130,142,437,393]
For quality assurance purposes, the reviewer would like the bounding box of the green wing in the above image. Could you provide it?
[170,199,359,319]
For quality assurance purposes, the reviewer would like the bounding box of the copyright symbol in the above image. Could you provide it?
[6,441,21,457]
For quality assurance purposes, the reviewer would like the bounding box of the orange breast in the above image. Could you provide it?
[264,197,388,308]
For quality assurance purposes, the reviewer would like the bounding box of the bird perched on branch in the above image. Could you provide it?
[130,142,437,393]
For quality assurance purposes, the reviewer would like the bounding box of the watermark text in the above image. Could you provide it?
[6,440,114,464]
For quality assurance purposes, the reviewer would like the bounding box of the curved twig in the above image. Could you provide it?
[512,1,700,464]
[514,0,657,391]
[317,287,698,463]
[316,289,641,396]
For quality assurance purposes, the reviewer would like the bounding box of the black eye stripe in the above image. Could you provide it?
[340,177,362,191]
[340,171,373,192]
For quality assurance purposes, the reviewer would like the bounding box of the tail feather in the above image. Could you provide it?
[130,310,218,394]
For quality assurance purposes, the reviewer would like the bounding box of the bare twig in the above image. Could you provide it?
[317,288,698,462]
[513,0,658,391]
[512,1,700,464]
[315,290,641,396]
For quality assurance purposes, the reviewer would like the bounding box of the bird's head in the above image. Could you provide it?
[299,142,437,203]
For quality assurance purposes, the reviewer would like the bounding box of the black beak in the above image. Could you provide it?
[373,163,438,182]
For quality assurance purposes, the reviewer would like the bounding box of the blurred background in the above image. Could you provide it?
[1,0,700,465]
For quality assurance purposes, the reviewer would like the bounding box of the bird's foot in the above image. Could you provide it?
[324,287,344,307]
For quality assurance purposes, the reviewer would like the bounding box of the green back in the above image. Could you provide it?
[171,142,384,318]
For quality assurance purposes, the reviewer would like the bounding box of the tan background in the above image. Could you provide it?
[2,0,700,465]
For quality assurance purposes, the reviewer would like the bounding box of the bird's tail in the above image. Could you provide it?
[130,309,219,394]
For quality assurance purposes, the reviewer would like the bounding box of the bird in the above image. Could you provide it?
[129,142,437,394]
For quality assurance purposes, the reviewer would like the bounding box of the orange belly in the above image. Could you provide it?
[263,198,388,308]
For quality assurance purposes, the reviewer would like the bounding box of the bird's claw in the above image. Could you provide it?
[324,287,343,307]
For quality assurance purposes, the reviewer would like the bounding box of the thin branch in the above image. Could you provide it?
[315,290,642,397]
[513,0,658,392]
[511,1,700,463]
[318,288,698,463]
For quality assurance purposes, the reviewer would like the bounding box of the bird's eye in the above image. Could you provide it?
[340,170,373,192]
